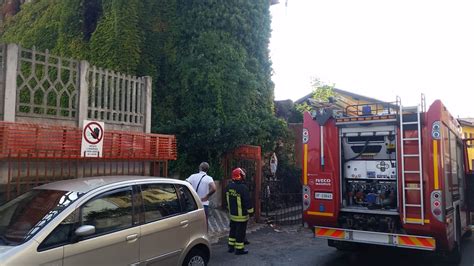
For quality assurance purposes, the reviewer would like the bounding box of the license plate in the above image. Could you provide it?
[315,192,333,200]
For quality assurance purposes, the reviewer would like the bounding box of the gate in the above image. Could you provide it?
[262,178,302,225]
[222,145,262,222]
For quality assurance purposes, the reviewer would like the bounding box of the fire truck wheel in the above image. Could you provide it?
[464,228,472,238]
[328,239,358,251]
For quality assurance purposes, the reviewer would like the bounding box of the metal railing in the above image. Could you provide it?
[344,100,400,117]
[262,191,302,225]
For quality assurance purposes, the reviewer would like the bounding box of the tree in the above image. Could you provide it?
[296,77,336,114]
[152,1,284,177]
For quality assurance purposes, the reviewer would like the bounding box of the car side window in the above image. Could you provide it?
[81,187,133,237]
[38,210,79,251]
[177,185,198,212]
[141,183,181,223]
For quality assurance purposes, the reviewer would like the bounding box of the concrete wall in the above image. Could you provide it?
[0,44,152,133]
[0,44,156,202]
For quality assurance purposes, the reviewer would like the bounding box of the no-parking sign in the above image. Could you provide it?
[81,120,105,157]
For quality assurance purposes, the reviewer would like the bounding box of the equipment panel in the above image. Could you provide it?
[340,125,398,212]
[344,160,396,180]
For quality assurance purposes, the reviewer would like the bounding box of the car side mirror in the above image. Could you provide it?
[74,225,95,237]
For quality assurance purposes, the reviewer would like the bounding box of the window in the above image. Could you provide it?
[456,141,466,204]
[450,128,459,197]
[81,188,133,236]
[38,210,79,251]
[443,126,465,205]
[0,190,82,246]
[141,184,181,223]
[443,125,453,208]
[178,185,198,213]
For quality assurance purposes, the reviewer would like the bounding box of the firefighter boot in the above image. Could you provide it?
[227,245,235,253]
[235,249,249,255]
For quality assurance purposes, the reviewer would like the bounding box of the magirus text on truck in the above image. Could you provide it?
[302,95,473,263]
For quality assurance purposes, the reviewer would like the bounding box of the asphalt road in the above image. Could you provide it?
[209,224,474,266]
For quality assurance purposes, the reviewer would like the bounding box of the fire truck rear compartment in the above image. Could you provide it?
[340,125,400,232]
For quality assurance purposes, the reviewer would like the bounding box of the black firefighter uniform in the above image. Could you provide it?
[226,180,254,252]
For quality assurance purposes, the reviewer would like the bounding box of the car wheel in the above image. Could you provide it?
[183,248,207,266]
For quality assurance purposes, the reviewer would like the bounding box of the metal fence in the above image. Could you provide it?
[261,180,302,225]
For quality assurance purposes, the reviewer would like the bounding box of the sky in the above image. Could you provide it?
[269,0,474,118]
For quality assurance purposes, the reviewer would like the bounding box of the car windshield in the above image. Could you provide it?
[0,189,83,246]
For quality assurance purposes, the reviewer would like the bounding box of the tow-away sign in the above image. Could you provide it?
[81,120,104,157]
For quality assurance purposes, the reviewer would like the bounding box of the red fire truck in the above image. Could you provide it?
[302,96,473,262]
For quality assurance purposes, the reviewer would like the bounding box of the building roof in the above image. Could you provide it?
[458,118,474,127]
[295,88,386,105]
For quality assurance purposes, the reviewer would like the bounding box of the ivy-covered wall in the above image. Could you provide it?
[0,0,287,178]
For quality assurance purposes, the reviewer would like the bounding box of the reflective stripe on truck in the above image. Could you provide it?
[315,226,436,251]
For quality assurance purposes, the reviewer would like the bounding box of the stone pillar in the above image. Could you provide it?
[144,76,152,133]
[78,60,90,127]
[3,43,19,122]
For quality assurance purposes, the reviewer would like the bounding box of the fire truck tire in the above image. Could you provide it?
[464,228,472,238]
[328,239,358,251]
[445,211,462,264]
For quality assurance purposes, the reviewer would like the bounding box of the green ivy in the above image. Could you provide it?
[1,0,286,179]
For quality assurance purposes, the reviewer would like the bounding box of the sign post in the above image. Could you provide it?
[81,120,105,157]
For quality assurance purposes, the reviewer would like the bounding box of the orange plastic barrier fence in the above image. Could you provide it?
[0,122,177,160]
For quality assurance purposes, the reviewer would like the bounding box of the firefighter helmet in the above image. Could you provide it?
[231,168,246,181]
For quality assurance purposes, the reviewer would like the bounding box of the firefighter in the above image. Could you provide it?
[226,167,254,255]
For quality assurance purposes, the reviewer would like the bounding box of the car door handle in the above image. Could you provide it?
[126,234,139,242]
[180,220,189,227]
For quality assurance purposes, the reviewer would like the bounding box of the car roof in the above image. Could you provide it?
[34,176,187,193]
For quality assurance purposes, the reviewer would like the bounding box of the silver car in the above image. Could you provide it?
[0,176,211,266]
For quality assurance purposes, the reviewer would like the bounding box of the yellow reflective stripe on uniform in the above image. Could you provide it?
[235,242,244,249]
[228,237,236,246]
[247,208,254,213]
[226,191,230,211]
[237,195,242,217]
[230,214,249,222]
